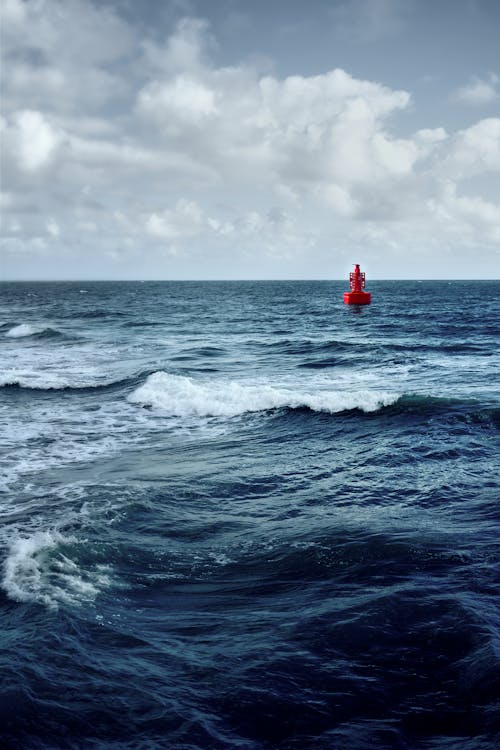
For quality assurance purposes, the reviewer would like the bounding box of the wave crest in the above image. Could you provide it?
[5,323,55,339]
[2,530,112,609]
[0,369,142,392]
[128,372,399,417]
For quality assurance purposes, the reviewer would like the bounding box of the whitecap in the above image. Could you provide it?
[5,323,49,338]
[2,530,112,609]
[128,371,399,417]
[0,365,134,390]
[0,369,72,389]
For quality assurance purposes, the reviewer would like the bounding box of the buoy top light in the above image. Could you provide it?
[344,263,371,305]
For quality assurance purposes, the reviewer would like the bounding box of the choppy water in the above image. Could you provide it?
[0,280,499,749]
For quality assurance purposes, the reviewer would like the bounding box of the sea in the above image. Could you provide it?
[0,280,499,750]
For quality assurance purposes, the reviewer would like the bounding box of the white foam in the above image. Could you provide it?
[0,364,133,390]
[0,393,156,490]
[0,369,73,389]
[1,331,149,392]
[128,371,399,417]
[5,323,49,338]
[2,530,112,608]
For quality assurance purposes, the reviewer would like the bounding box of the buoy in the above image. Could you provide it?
[344,263,371,305]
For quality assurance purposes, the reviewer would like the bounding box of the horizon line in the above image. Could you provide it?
[1,278,498,283]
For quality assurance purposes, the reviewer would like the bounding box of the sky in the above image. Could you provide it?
[1,0,499,280]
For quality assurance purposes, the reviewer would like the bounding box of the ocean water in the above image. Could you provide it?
[0,280,499,750]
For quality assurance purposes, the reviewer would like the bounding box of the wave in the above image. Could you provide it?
[4,323,61,339]
[248,337,492,359]
[384,393,500,423]
[0,371,72,390]
[298,357,351,369]
[77,309,126,319]
[0,369,142,392]
[122,320,166,328]
[180,346,227,358]
[377,341,491,355]
[248,338,359,356]
[2,530,112,609]
[128,372,399,417]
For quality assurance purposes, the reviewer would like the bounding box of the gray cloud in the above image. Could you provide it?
[1,0,499,279]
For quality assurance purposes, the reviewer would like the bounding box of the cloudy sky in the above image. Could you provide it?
[1,0,499,279]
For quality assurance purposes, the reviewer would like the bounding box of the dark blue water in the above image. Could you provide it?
[1,281,499,749]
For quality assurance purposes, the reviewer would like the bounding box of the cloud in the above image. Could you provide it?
[143,199,314,260]
[440,118,500,179]
[2,110,63,173]
[0,0,26,26]
[142,17,216,74]
[145,199,207,239]
[0,0,135,116]
[1,1,499,277]
[0,0,135,65]
[137,75,218,132]
[46,219,60,237]
[452,74,499,106]
[427,181,500,245]
[137,21,415,203]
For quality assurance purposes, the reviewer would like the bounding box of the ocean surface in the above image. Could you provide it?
[0,280,499,750]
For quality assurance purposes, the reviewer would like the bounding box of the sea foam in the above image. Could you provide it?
[0,367,134,391]
[2,530,112,608]
[0,369,73,390]
[128,371,399,417]
[5,323,50,338]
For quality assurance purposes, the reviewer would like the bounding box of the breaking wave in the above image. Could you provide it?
[2,530,112,609]
[0,369,143,392]
[5,323,61,339]
[128,371,399,417]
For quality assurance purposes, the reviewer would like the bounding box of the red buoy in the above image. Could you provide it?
[343,263,371,305]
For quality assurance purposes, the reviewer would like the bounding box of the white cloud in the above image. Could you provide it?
[46,219,60,237]
[452,74,499,106]
[1,0,135,65]
[440,118,500,179]
[415,127,448,144]
[142,17,216,74]
[1,3,499,277]
[66,135,202,175]
[137,26,415,206]
[146,199,206,239]
[427,181,500,244]
[320,184,359,217]
[5,110,63,172]
[1,0,134,117]
[137,75,218,131]
[0,0,26,26]
[144,199,313,258]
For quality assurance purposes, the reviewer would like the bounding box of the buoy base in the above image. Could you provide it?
[344,291,371,305]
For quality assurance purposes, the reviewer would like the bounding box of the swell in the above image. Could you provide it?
[127,372,500,423]
[2,368,497,427]
[64,309,127,319]
[246,338,363,355]
[127,371,400,417]
[381,394,500,421]
[247,337,493,358]
[0,370,149,394]
[3,324,76,342]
